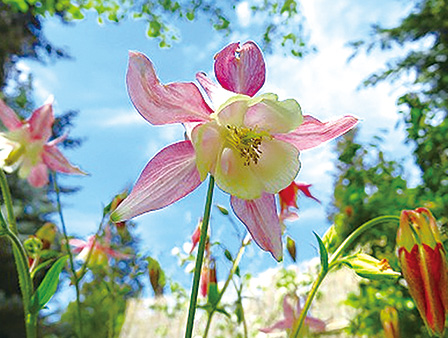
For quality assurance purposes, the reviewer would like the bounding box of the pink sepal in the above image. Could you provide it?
[214,42,265,97]
[195,72,235,109]
[112,140,202,221]
[27,163,49,188]
[0,98,23,130]
[127,51,213,125]
[28,103,54,141]
[230,193,282,261]
[274,115,358,151]
[42,145,85,174]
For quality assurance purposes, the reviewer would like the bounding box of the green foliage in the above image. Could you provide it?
[350,0,448,225]
[337,3,448,334]
[2,0,311,56]
[313,231,328,272]
[31,255,68,312]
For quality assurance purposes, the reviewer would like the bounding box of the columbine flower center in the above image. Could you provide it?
[225,125,271,166]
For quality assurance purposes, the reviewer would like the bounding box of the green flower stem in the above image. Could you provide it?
[51,172,83,338]
[185,175,215,338]
[330,215,400,264]
[77,215,107,281]
[6,229,35,338]
[203,236,249,338]
[0,170,35,337]
[291,215,400,338]
[0,170,17,233]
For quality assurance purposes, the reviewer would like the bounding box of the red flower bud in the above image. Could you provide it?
[380,306,400,338]
[397,208,448,336]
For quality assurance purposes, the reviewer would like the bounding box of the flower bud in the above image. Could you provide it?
[341,253,400,280]
[24,236,43,259]
[286,236,297,262]
[147,256,166,297]
[380,306,400,338]
[397,208,448,336]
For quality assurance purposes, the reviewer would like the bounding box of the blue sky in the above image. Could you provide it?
[17,0,419,292]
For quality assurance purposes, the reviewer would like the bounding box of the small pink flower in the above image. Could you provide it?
[111,42,358,260]
[0,97,84,187]
[69,235,129,266]
[279,182,320,221]
[260,294,325,334]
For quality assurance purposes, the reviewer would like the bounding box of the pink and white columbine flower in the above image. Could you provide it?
[111,41,358,260]
[0,97,84,187]
[259,294,326,334]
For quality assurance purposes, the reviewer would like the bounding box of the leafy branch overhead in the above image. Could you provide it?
[2,0,310,54]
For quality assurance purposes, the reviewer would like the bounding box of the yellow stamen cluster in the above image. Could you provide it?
[226,125,270,166]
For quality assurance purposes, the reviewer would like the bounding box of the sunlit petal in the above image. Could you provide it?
[111,141,202,221]
[274,115,358,151]
[214,147,263,200]
[245,94,303,134]
[42,145,85,175]
[214,41,265,96]
[0,98,22,130]
[27,163,49,188]
[196,72,235,109]
[255,139,300,195]
[191,121,223,180]
[231,193,282,260]
[28,101,54,141]
[127,51,213,125]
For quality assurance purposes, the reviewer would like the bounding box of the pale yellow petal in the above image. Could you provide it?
[254,139,300,194]
[214,147,264,200]
[191,121,223,181]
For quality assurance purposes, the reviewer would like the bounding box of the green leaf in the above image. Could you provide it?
[32,255,68,312]
[215,307,231,318]
[224,249,233,261]
[313,231,328,272]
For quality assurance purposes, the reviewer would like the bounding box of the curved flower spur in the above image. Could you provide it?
[111,41,358,260]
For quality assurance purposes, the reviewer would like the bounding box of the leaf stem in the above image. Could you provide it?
[51,172,83,338]
[185,175,215,338]
[290,215,400,338]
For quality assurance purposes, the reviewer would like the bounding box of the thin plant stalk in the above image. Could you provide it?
[185,175,215,338]
[77,215,107,281]
[51,172,83,338]
[291,215,400,338]
[203,236,249,338]
[0,170,17,233]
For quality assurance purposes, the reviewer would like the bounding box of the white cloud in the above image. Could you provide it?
[236,2,252,27]
[101,110,148,127]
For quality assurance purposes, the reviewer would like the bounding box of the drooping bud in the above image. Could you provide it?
[35,222,58,249]
[380,306,400,338]
[286,236,297,262]
[397,208,448,336]
[341,253,400,280]
[190,219,204,254]
[146,256,166,297]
